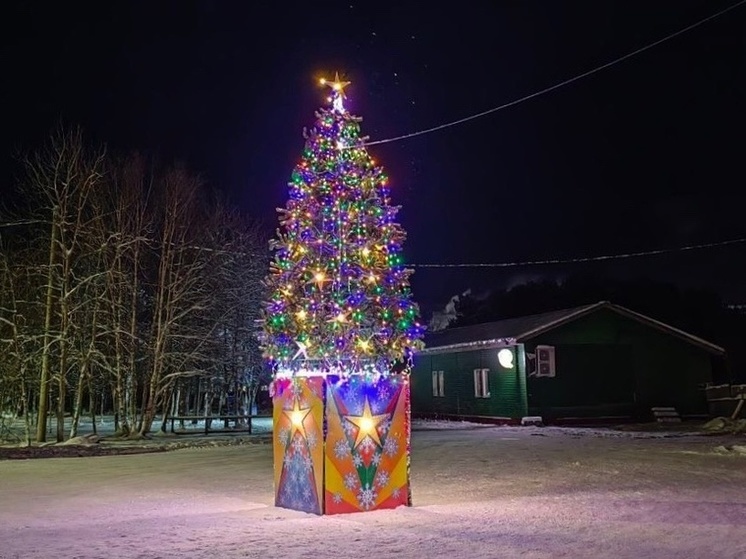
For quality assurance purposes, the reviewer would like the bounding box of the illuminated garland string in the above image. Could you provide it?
[410,237,746,269]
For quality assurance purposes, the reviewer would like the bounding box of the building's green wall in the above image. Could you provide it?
[411,345,527,420]
[412,307,717,422]
[527,343,636,419]
[526,308,713,418]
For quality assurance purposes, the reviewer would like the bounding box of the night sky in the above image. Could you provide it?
[3,1,745,318]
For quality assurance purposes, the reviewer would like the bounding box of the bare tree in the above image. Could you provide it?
[19,125,105,442]
[137,165,214,435]
[87,153,153,437]
[0,250,37,445]
[3,127,270,443]
[203,203,269,420]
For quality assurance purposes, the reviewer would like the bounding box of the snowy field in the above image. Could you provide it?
[1,422,745,559]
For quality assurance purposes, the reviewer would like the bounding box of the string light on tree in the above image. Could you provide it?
[260,73,424,379]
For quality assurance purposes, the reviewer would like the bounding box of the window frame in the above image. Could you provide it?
[535,345,556,378]
[473,368,490,398]
[431,370,445,397]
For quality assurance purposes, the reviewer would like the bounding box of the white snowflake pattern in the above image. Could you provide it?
[376,383,391,402]
[343,420,356,436]
[292,437,305,453]
[305,431,318,449]
[379,418,391,434]
[344,472,358,491]
[291,467,303,484]
[376,469,390,488]
[383,437,399,457]
[352,453,363,467]
[357,483,378,510]
[372,451,382,466]
[346,392,363,414]
[277,427,290,447]
[392,486,401,499]
[332,492,343,504]
[334,439,351,459]
[289,382,304,399]
[360,436,377,452]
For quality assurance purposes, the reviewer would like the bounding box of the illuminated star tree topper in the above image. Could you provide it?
[260,73,424,379]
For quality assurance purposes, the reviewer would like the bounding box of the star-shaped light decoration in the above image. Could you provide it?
[292,340,310,360]
[284,396,312,439]
[345,397,389,449]
[319,72,351,113]
[327,310,349,326]
[356,338,373,353]
[309,270,331,289]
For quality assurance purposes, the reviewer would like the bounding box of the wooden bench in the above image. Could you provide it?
[167,415,271,435]
[651,407,681,423]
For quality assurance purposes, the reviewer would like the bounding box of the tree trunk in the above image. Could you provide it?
[21,378,31,447]
[126,242,140,434]
[89,377,97,436]
[159,388,176,433]
[203,390,213,432]
[69,367,86,439]
[56,374,65,443]
[113,279,129,436]
[35,219,58,443]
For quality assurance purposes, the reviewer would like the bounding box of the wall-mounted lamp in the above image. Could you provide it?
[498,348,515,369]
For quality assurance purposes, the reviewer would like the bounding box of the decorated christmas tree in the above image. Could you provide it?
[262,74,424,514]
[260,73,424,378]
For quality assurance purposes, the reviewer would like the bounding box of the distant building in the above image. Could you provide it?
[412,301,727,423]
[726,303,746,315]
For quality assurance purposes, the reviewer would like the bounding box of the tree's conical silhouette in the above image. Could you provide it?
[260,75,424,376]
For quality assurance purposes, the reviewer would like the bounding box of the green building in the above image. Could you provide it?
[412,301,726,423]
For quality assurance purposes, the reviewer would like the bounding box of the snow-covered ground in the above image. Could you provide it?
[1,423,745,559]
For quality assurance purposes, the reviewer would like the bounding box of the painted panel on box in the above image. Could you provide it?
[273,377,325,515]
[324,374,410,514]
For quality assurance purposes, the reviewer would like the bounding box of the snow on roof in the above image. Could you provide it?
[418,301,725,356]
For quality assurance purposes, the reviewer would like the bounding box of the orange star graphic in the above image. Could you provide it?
[345,397,388,449]
[284,397,312,439]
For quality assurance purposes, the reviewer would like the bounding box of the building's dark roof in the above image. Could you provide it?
[420,301,725,355]
[423,303,598,349]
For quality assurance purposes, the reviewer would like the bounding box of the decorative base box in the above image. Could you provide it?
[272,374,411,515]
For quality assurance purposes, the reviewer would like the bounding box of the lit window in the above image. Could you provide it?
[431,370,445,397]
[473,368,490,398]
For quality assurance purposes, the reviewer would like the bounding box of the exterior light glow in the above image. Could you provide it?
[498,348,514,369]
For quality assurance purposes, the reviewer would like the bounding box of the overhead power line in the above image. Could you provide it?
[410,237,746,269]
[364,0,746,147]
